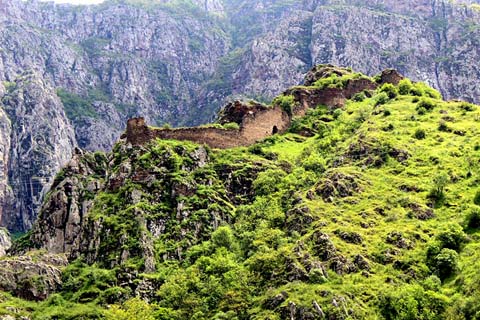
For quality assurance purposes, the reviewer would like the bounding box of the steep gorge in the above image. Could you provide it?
[0,0,479,231]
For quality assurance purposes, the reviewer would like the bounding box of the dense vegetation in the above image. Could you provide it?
[2,73,480,319]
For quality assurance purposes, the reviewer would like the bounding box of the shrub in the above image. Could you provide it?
[273,95,295,116]
[332,108,343,120]
[423,275,442,291]
[438,121,451,132]
[465,208,480,229]
[433,248,458,280]
[301,153,326,174]
[437,224,467,252]
[414,128,426,140]
[379,83,398,99]
[459,102,476,112]
[253,169,286,195]
[223,122,240,130]
[352,92,366,102]
[416,107,427,115]
[474,190,480,206]
[428,172,449,204]
[398,78,414,95]
[374,92,389,106]
[415,82,442,99]
[416,98,436,112]
[378,284,448,320]
[212,226,236,251]
[104,297,156,320]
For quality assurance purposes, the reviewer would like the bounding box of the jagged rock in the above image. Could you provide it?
[264,291,289,309]
[353,254,370,271]
[316,171,362,202]
[406,203,435,220]
[286,206,313,235]
[28,149,105,256]
[344,138,410,167]
[0,228,11,257]
[0,252,68,301]
[334,230,363,245]
[386,231,414,249]
[310,231,337,261]
[0,73,76,232]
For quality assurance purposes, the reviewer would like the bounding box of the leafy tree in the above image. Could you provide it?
[379,83,398,99]
[104,298,155,320]
[474,191,480,206]
[433,248,458,280]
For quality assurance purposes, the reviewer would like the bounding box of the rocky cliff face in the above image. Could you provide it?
[0,0,479,231]
[0,228,11,257]
[0,73,76,232]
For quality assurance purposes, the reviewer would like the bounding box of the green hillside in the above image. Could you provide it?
[2,71,480,319]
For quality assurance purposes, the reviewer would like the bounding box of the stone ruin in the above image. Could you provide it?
[123,66,404,149]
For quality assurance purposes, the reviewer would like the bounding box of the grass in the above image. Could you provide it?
[4,75,480,319]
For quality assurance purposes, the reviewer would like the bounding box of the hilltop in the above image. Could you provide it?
[1,66,480,319]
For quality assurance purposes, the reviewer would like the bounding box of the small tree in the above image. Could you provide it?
[474,190,480,206]
[434,248,458,280]
[379,83,398,99]
[374,92,389,106]
[465,208,480,229]
[398,78,414,95]
[414,128,426,140]
[428,172,449,203]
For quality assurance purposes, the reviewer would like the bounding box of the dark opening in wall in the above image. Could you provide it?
[272,126,278,134]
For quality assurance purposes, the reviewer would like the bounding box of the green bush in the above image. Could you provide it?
[459,102,476,112]
[414,128,426,140]
[416,98,436,112]
[398,78,414,95]
[273,95,295,116]
[434,248,458,280]
[253,169,286,195]
[374,92,390,106]
[332,108,343,119]
[222,122,240,130]
[379,83,398,99]
[438,121,451,132]
[212,226,236,251]
[352,92,366,102]
[465,208,480,229]
[378,284,448,320]
[436,224,467,252]
[428,172,449,204]
[415,82,442,99]
[417,107,427,115]
[474,190,480,206]
[301,153,326,174]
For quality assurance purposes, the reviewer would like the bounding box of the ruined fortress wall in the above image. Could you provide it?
[151,127,246,149]
[125,69,403,149]
[126,106,291,149]
[240,106,290,142]
[289,87,346,117]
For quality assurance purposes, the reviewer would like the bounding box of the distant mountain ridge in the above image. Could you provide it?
[0,0,479,231]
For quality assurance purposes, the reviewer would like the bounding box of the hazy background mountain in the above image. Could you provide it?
[0,0,479,231]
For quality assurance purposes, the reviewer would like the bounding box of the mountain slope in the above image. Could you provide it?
[1,0,480,235]
[2,66,480,319]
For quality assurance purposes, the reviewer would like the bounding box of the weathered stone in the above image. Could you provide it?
[0,228,11,257]
[0,253,68,301]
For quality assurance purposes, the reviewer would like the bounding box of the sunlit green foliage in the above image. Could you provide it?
[4,76,480,319]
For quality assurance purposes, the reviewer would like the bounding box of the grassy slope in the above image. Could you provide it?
[2,78,480,319]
